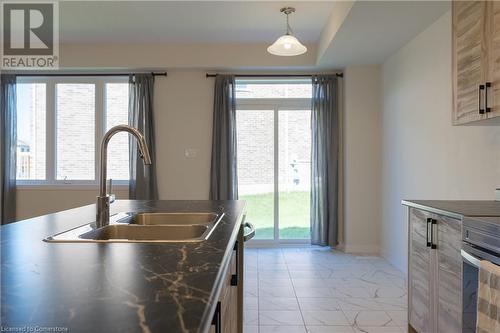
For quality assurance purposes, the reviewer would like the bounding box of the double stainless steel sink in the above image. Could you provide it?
[44,212,223,243]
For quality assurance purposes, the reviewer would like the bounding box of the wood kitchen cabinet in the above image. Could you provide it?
[409,208,434,333]
[210,227,244,333]
[452,1,500,124]
[209,250,238,333]
[408,208,462,333]
[436,214,462,333]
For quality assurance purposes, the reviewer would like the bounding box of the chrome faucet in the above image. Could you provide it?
[96,125,152,228]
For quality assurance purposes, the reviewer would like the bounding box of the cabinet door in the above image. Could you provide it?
[409,208,433,333]
[221,251,237,333]
[436,216,462,333]
[453,1,488,124]
[487,1,500,119]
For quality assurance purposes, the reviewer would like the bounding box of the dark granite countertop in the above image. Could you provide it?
[402,200,500,219]
[1,200,246,333]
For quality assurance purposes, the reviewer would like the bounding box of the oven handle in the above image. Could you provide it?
[461,249,481,269]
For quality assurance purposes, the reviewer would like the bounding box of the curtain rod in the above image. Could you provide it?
[10,72,167,77]
[205,73,343,78]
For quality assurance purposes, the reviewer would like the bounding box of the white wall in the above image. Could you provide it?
[381,11,500,272]
[343,65,382,253]
[154,70,214,199]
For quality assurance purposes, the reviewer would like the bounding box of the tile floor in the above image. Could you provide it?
[243,247,408,333]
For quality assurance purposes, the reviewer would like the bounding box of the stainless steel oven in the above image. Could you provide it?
[461,216,500,333]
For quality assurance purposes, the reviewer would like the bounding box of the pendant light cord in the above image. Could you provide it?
[286,12,293,35]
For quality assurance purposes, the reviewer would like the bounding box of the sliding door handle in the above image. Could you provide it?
[479,84,485,114]
[486,82,491,113]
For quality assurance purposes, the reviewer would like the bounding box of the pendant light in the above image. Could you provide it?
[267,7,307,56]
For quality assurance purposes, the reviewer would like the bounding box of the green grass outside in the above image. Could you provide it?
[239,191,310,239]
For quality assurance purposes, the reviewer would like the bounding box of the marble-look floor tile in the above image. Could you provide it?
[336,298,382,311]
[302,310,350,326]
[245,278,258,288]
[259,325,307,333]
[244,248,407,333]
[366,285,407,298]
[330,286,371,298]
[259,297,300,310]
[259,270,290,280]
[294,287,335,298]
[260,263,289,270]
[292,278,327,288]
[343,310,396,327]
[385,310,408,326]
[307,326,356,333]
[259,310,304,326]
[297,298,341,311]
[245,285,259,297]
[259,286,296,298]
[244,326,259,333]
[289,270,332,279]
[375,298,407,310]
[245,296,259,310]
[259,278,293,288]
[353,326,404,333]
[245,310,259,325]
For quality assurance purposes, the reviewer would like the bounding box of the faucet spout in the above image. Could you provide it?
[96,125,152,228]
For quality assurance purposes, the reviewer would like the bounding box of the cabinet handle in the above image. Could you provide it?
[211,301,221,333]
[430,219,437,249]
[486,82,491,113]
[231,241,238,286]
[479,84,485,114]
[426,218,431,248]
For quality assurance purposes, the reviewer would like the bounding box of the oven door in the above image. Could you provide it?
[461,244,500,333]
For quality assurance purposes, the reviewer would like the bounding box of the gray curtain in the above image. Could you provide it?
[310,75,339,246]
[209,75,238,200]
[128,74,158,200]
[1,75,17,224]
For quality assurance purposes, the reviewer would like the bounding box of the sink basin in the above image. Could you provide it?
[44,212,223,243]
[80,224,209,241]
[127,212,219,226]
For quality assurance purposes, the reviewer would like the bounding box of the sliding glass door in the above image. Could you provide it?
[236,87,312,242]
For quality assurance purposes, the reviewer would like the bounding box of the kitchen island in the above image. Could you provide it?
[0,200,246,333]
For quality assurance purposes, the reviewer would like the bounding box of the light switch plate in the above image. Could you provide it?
[184,148,198,159]
[496,188,500,201]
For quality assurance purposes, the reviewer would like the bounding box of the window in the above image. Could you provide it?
[16,77,130,185]
[235,79,312,242]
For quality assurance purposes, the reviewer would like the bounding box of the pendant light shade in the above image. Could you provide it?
[267,7,307,56]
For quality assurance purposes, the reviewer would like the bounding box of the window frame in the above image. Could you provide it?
[16,76,130,188]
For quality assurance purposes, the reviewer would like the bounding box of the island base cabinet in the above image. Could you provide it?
[408,208,462,333]
[210,246,239,333]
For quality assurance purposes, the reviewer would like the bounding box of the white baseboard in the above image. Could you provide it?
[343,243,379,255]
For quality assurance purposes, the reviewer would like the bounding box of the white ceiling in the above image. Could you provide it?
[59,1,336,43]
[317,1,451,68]
[58,1,452,69]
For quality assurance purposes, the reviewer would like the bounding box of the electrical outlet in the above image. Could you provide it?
[495,188,500,201]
